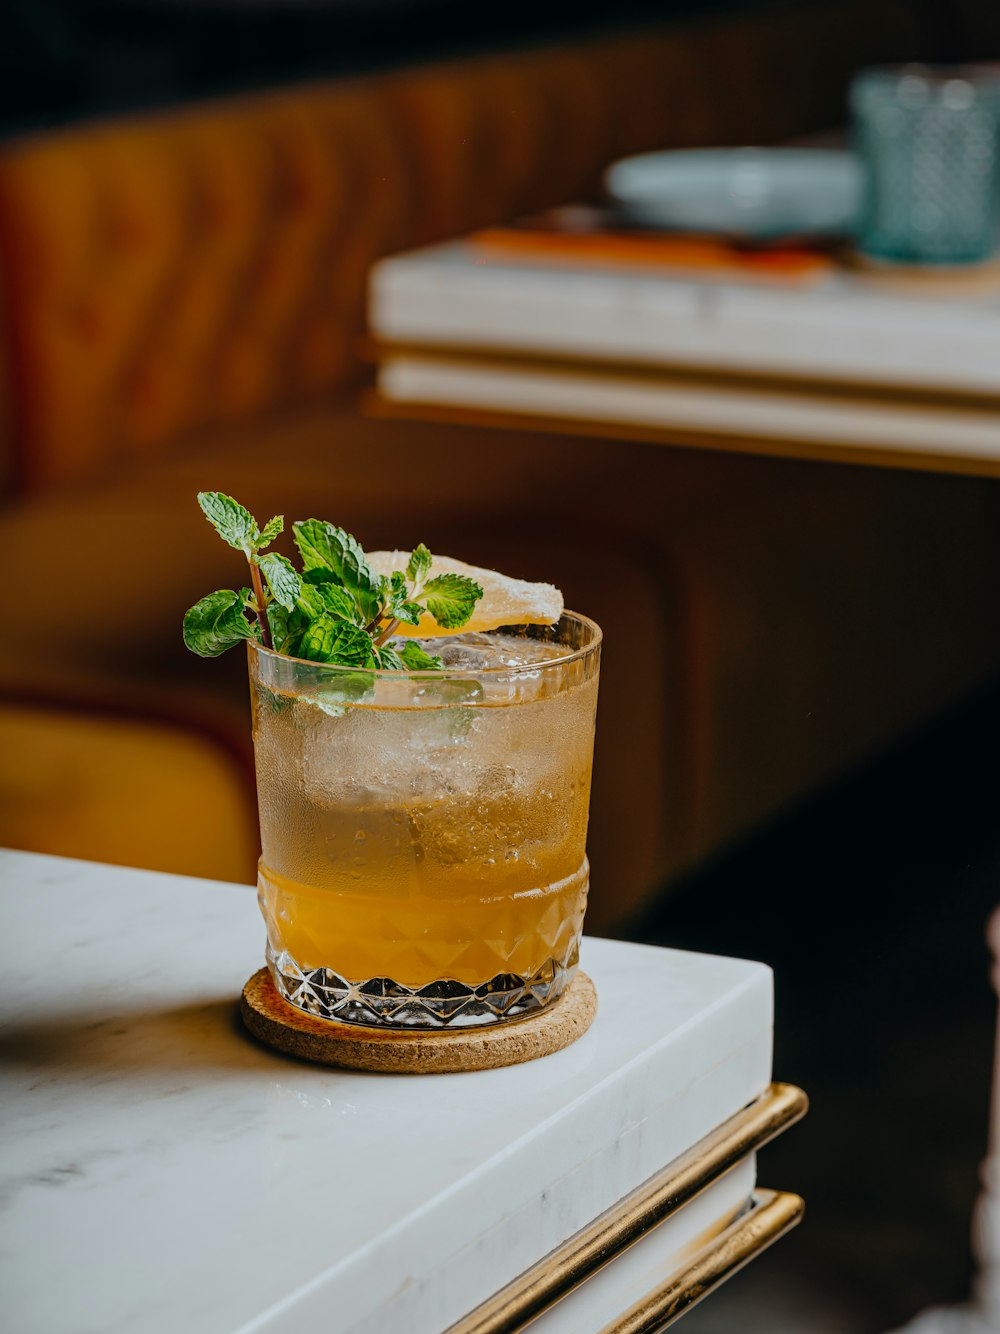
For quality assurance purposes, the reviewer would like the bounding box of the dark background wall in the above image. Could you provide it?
[1,0,994,134]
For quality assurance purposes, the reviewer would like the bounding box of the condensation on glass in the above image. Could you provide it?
[248,613,601,1029]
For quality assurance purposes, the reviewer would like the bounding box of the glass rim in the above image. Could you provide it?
[247,608,602,680]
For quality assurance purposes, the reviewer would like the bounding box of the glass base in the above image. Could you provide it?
[267,941,578,1029]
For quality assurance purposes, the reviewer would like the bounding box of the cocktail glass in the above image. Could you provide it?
[248,612,601,1028]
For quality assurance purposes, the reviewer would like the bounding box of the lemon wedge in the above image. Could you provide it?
[367,551,563,638]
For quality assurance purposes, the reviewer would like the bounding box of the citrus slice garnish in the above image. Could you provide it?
[367,551,563,638]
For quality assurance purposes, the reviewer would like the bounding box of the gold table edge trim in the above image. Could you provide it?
[446,1082,808,1334]
[601,1188,804,1334]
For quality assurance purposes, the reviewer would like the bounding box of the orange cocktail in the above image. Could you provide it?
[250,615,600,1028]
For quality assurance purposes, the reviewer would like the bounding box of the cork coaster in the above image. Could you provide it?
[240,967,597,1074]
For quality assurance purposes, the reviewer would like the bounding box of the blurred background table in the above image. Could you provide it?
[369,231,1000,476]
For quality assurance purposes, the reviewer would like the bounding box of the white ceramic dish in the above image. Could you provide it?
[605,147,863,239]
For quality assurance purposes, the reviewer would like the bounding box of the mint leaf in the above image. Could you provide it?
[300,568,365,618]
[422,573,483,629]
[198,492,259,553]
[277,623,308,659]
[298,616,374,666]
[257,514,284,549]
[407,544,433,586]
[307,671,375,717]
[255,683,294,717]
[374,645,405,671]
[396,640,443,671]
[183,588,260,657]
[293,520,382,624]
[258,552,301,611]
[297,584,360,624]
[267,601,290,648]
[383,572,423,626]
[392,601,425,627]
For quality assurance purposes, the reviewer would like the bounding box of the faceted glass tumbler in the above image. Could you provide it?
[248,613,601,1029]
[851,66,1000,266]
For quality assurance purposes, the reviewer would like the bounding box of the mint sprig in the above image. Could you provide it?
[395,640,445,671]
[184,492,484,671]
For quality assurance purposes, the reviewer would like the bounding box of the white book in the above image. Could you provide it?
[370,240,1000,397]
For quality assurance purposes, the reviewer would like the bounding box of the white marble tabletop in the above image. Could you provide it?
[0,850,772,1334]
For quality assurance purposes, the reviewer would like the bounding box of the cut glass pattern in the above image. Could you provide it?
[267,942,577,1028]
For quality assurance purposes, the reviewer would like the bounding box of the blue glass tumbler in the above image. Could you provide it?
[851,67,1000,266]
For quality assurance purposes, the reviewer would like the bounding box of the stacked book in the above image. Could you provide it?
[369,225,1000,470]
